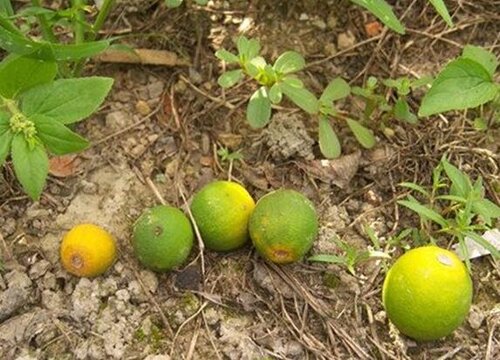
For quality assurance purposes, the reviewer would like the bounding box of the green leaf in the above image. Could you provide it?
[399,182,430,197]
[281,80,319,114]
[273,51,305,75]
[215,49,239,64]
[318,117,341,159]
[33,115,89,155]
[21,77,114,124]
[10,134,48,200]
[351,0,405,34]
[217,69,243,88]
[441,158,471,198]
[0,113,12,166]
[398,199,448,227]
[308,254,346,265]
[194,0,208,4]
[247,87,271,128]
[472,199,500,225]
[429,0,453,27]
[0,55,57,98]
[246,56,267,78]
[461,45,498,77]
[50,40,111,61]
[268,83,282,104]
[13,6,56,18]
[237,36,260,61]
[394,99,418,124]
[419,58,498,116]
[0,0,14,16]
[164,0,183,8]
[346,118,376,148]
[320,78,351,104]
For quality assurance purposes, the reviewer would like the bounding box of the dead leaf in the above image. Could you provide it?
[365,21,382,37]
[49,155,81,178]
[96,48,190,66]
[298,151,361,189]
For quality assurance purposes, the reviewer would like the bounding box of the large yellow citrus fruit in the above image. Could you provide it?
[382,246,473,341]
[132,205,194,272]
[190,181,255,251]
[249,189,318,264]
[60,224,117,277]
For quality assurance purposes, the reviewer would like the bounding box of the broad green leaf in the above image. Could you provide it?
[472,199,500,225]
[461,45,498,77]
[50,40,110,61]
[0,25,43,55]
[411,76,433,89]
[268,83,282,104]
[33,115,89,155]
[346,118,376,148]
[394,98,418,124]
[164,0,183,7]
[0,112,12,166]
[318,117,341,159]
[399,182,430,197]
[11,134,48,200]
[215,49,239,63]
[246,38,261,60]
[465,232,500,259]
[308,254,346,265]
[351,0,405,34]
[246,56,266,78]
[273,51,305,74]
[429,0,453,27]
[0,0,14,16]
[419,58,498,116]
[320,78,351,104]
[0,55,57,98]
[247,87,271,128]
[281,75,303,88]
[281,81,319,114]
[21,77,114,124]
[13,6,55,18]
[217,69,243,88]
[398,199,448,227]
[237,36,260,61]
[441,158,471,198]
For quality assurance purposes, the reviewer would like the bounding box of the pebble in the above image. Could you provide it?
[105,111,129,132]
[135,100,151,115]
[29,260,51,280]
[147,81,165,99]
[337,31,356,50]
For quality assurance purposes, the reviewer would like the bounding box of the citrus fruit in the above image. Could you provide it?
[191,181,255,251]
[132,205,194,272]
[382,246,473,341]
[60,224,117,277]
[249,189,318,264]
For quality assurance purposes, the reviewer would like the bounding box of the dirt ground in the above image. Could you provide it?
[0,1,499,359]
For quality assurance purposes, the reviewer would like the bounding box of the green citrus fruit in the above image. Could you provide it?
[382,246,473,341]
[191,181,255,251]
[132,205,194,272]
[249,189,318,264]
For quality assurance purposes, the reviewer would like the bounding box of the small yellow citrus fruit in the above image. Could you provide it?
[249,189,318,264]
[191,181,255,251]
[60,224,117,277]
[132,205,194,272]
[382,246,473,341]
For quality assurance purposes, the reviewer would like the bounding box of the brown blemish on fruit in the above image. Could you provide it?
[71,254,84,269]
[154,225,163,236]
[267,245,296,264]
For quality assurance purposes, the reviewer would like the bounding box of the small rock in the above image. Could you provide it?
[81,180,98,195]
[135,100,151,115]
[147,81,165,99]
[324,43,337,56]
[468,306,485,329]
[115,289,130,303]
[28,260,51,280]
[299,13,309,21]
[71,278,101,322]
[42,272,57,290]
[139,270,159,294]
[105,111,129,132]
[99,278,118,298]
[41,290,65,312]
[312,18,327,30]
[337,31,356,50]
[174,266,201,291]
[3,218,16,237]
[284,340,304,357]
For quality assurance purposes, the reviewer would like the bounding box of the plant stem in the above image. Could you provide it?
[90,0,115,41]
[0,11,25,36]
[31,0,58,43]
[72,0,115,77]
[71,0,86,44]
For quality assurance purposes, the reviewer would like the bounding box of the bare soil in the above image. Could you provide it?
[0,1,499,359]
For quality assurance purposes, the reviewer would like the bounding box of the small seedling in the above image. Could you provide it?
[398,157,500,268]
[0,55,113,200]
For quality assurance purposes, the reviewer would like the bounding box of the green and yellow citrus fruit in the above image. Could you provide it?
[382,246,473,341]
[249,189,318,264]
[60,224,116,277]
[191,181,255,251]
[132,205,194,272]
